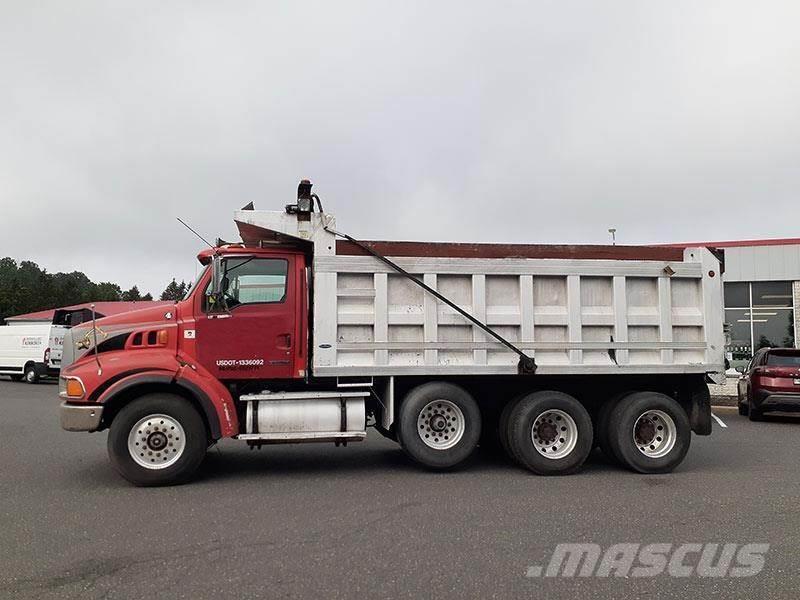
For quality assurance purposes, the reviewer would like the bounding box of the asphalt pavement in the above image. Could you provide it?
[1,381,799,599]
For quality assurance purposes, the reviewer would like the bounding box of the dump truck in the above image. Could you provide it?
[59,181,725,485]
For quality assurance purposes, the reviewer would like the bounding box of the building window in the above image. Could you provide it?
[723,282,749,308]
[724,281,795,370]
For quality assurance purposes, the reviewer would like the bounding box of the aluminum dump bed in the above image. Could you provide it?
[235,210,725,381]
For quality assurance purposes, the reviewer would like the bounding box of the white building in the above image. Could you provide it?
[687,238,800,369]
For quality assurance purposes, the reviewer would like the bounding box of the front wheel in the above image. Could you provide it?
[24,364,39,384]
[607,392,690,474]
[397,382,481,469]
[107,394,208,486]
[506,391,594,475]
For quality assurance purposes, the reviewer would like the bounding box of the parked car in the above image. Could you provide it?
[0,323,68,383]
[738,348,800,420]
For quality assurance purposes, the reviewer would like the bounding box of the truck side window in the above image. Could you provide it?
[221,258,288,306]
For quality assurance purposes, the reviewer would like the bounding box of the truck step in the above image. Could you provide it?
[235,431,366,443]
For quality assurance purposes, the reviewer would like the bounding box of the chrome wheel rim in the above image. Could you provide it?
[128,414,186,469]
[417,400,465,450]
[633,409,676,458]
[531,409,578,459]
[25,369,35,382]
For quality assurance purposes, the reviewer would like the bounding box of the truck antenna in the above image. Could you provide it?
[176,217,215,249]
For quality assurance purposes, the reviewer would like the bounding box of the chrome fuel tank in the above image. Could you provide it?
[240,390,367,438]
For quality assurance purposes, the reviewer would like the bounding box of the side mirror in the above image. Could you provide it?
[207,255,225,310]
[735,366,745,374]
[210,255,223,294]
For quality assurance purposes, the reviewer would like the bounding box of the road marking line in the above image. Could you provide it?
[712,413,728,428]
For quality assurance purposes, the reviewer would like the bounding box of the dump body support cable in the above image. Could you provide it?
[324,227,537,375]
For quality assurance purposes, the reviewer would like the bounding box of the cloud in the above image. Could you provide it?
[1,1,799,295]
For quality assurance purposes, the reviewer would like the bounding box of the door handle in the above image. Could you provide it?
[279,333,292,349]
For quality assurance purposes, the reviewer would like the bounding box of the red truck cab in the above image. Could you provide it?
[190,246,308,382]
[59,245,308,482]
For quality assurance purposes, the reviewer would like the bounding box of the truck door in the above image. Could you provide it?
[194,254,300,380]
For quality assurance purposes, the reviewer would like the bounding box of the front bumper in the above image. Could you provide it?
[60,402,104,432]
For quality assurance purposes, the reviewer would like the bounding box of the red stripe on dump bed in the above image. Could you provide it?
[235,220,686,261]
[658,237,800,249]
[335,240,685,261]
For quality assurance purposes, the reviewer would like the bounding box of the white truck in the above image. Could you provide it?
[0,323,67,383]
[59,181,725,485]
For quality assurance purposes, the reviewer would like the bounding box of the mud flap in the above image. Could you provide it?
[684,378,712,435]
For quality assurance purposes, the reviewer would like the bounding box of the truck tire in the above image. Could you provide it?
[24,364,39,384]
[107,394,208,486]
[397,382,481,469]
[607,392,690,474]
[748,403,763,421]
[594,392,629,463]
[498,393,525,464]
[737,401,749,416]
[506,391,593,475]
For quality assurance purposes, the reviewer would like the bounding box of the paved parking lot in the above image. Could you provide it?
[1,381,799,599]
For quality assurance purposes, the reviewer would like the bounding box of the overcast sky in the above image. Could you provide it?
[2,1,799,297]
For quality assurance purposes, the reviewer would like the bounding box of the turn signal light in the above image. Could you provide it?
[65,378,85,399]
[157,329,169,345]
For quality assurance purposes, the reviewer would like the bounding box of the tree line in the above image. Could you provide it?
[0,257,189,323]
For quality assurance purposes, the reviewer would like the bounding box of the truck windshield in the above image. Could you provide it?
[184,265,209,300]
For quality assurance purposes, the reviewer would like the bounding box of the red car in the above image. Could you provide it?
[738,348,800,420]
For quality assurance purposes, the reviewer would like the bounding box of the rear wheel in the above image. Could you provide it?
[107,394,208,486]
[397,382,481,469]
[595,393,629,463]
[607,392,690,474]
[738,401,749,416]
[497,393,525,464]
[24,364,39,384]
[748,401,763,421]
[506,391,593,475]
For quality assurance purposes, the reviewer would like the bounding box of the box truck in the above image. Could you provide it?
[58,181,725,485]
[0,323,67,383]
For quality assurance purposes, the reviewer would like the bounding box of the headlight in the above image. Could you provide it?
[61,377,85,399]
